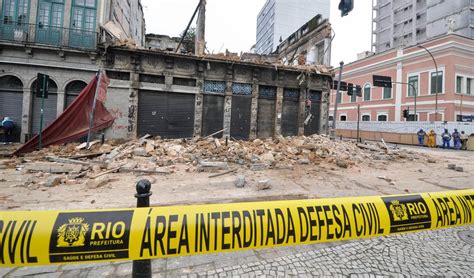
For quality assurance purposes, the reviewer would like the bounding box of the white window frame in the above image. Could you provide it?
[363,82,372,102]
[455,73,474,95]
[382,86,392,100]
[377,112,389,121]
[406,73,420,97]
[455,74,464,94]
[428,68,445,95]
[361,113,371,122]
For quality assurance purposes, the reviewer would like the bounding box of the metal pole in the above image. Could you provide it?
[86,71,101,149]
[357,104,360,142]
[332,61,344,133]
[38,75,47,149]
[132,179,152,278]
[417,45,438,121]
[175,0,201,53]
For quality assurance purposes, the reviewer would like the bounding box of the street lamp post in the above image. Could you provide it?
[417,44,439,121]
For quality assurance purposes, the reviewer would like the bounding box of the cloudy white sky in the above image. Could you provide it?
[141,0,373,67]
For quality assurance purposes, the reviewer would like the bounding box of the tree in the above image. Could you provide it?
[180,27,196,42]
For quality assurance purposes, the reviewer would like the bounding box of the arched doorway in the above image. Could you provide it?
[30,78,58,135]
[65,80,87,108]
[0,75,24,142]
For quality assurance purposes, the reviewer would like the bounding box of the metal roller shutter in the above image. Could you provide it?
[30,79,58,136]
[0,76,23,142]
[257,99,275,138]
[230,96,251,140]
[304,90,322,135]
[281,89,300,136]
[31,93,58,135]
[137,90,195,138]
[202,94,224,137]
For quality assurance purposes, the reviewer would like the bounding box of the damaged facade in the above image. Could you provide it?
[0,0,332,143]
[276,15,332,66]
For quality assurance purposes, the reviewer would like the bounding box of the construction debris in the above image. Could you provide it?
[5,133,430,190]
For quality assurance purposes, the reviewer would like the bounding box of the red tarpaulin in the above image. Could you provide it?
[13,72,115,156]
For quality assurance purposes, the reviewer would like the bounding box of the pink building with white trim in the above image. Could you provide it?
[330,34,474,123]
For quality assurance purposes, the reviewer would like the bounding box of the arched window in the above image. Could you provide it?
[340,115,347,121]
[65,80,87,108]
[362,114,371,121]
[363,84,371,101]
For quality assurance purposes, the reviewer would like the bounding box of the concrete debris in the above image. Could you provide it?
[133,147,150,157]
[234,175,246,188]
[427,158,436,163]
[250,163,267,171]
[257,179,271,190]
[377,176,393,183]
[10,133,430,190]
[455,166,464,172]
[44,176,63,187]
[24,162,82,174]
[87,175,110,189]
[447,164,456,170]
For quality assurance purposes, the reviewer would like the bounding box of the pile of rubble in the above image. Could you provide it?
[0,134,424,189]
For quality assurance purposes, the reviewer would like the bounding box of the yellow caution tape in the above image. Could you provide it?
[0,190,472,267]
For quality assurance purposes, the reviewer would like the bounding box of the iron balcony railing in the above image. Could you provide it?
[0,21,98,50]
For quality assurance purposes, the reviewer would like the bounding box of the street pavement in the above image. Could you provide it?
[2,225,472,277]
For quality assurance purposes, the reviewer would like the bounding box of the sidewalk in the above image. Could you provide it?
[2,225,472,277]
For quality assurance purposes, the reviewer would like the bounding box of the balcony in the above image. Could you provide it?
[0,21,98,51]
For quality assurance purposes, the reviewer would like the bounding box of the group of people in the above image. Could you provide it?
[417,128,469,150]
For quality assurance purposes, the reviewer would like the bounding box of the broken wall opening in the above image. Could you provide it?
[304,90,322,136]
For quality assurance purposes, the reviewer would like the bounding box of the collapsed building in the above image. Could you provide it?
[0,0,333,143]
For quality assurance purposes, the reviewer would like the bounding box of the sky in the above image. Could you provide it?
[141,0,373,67]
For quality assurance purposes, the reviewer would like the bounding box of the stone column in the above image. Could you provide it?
[274,87,283,137]
[193,79,204,137]
[223,81,232,138]
[28,0,39,42]
[128,72,139,139]
[298,88,306,135]
[320,87,330,135]
[20,88,32,143]
[56,90,65,116]
[249,84,259,139]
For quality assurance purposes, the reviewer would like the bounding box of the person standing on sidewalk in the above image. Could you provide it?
[452,129,461,150]
[417,129,426,146]
[460,131,468,150]
[441,129,451,149]
[427,129,437,148]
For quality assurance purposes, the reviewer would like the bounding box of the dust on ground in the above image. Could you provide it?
[0,135,472,211]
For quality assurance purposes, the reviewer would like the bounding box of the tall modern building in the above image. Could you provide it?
[255,0,330,55]
[372,0,474,53]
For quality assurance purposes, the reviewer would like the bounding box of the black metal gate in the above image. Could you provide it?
[202,94,224,137]
[281,88,300,136]
[257,86,276,138]
[138,90,195,138]
[304,90,322,135]
[230,96,251,139]
[31,79,58,136]
[0,75,23,142]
